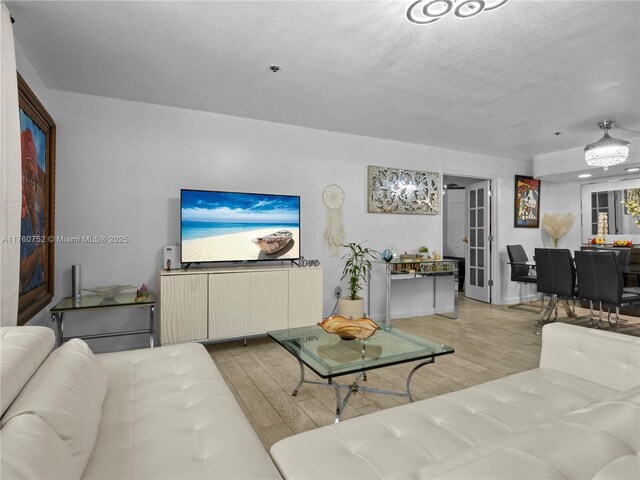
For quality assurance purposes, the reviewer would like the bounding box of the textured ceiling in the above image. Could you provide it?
[7,0,640,161]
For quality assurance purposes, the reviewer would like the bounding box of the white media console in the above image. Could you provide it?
[158,265,323,344]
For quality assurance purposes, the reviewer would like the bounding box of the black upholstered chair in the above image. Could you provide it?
[574,250,640,328]
[534,248,577,324]
[507,245,541,310]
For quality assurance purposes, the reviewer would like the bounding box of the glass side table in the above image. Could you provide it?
[50,292,156,348]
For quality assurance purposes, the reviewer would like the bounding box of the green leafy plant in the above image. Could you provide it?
[341,242,378,300]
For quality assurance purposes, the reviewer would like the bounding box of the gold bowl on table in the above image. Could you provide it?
[318,315,380,340]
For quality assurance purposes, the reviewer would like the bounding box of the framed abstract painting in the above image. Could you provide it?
[514,175,540,228]
[17,73,56,325]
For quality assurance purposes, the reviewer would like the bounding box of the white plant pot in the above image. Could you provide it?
[338,297,364,320]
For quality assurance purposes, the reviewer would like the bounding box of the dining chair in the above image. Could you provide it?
[534,248,577,324]
[507,245,542,311]
[574,250,640,328]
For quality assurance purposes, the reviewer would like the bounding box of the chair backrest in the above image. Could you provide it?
[507,245,529,281]
[574,250,598,302]
[534,248,575,297]
[575,250,624,305]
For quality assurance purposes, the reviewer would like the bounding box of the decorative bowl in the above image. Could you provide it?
[82,284,135,300]
[318,316,380,340]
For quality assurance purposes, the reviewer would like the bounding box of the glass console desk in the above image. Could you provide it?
[50,292,156,347]
[368,259,459,326]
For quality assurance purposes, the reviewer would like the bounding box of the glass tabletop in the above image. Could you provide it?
[50,292,155,312]
[268,324,454,379]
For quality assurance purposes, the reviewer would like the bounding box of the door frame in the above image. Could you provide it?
[441,173,498,304]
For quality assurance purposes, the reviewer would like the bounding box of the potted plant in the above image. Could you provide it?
[339,242,378,319]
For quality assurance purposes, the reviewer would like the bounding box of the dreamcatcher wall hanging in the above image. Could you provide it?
[323,184,345,257]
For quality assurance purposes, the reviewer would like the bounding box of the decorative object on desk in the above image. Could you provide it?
[339,242,378,319]
[136,284,149,301]
[82,284,135,300]
[621,190,640,228]
[514,175,541,228]
[17,73,56,326]
[541,212,575,248]
[400,251,413,261]
[390,246,398,258]
[367,165,440,215]
[418,246,429,254]
[432,251,442,261]
[381,249,393,262]
[318,315,380,340]
[323,184,345,257]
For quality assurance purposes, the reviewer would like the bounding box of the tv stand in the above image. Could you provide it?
[159,265,323,345]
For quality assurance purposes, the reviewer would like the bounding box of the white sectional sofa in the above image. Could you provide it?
[0,326,280,480]
[271,323,640,480]
[1,323,639,480]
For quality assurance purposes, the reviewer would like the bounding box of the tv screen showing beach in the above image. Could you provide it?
[181,190,300,263]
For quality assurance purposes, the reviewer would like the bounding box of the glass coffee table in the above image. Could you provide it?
[268,324,454,422]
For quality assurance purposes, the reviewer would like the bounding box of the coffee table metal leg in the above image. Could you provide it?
[292,358,306,396]
[406,358,434,402]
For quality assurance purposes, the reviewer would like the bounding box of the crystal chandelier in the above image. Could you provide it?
[406,0,511,25]
[584,121,630,171]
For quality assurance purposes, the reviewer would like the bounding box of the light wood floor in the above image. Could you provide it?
[206,297,638,450]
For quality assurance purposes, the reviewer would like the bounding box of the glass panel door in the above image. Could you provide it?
[465,180,492,303]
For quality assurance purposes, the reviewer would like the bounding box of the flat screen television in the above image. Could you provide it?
[180,189,301,264]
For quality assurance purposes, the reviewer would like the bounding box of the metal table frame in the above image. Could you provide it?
[50,294,155,348]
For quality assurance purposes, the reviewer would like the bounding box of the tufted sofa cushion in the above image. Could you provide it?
[540,322,640,391]
[418,386,640,479]
[0,326,55,416]
[3,338,108,474]
[0,412,81,479]
[270,366,617,479]
[82,342,281,479]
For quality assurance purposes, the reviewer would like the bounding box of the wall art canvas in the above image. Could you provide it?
[17,73,56,325]
[367,165,440,215]
[514,175,540,228]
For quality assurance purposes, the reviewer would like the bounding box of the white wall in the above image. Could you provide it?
[17,41,541,350]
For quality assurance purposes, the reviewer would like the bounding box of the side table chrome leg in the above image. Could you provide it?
[149,305,155,348]
[406,358,434,402]
[51,312,64,346]
[292,358,305,397]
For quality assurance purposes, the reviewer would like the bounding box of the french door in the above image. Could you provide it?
[465,180,492,303]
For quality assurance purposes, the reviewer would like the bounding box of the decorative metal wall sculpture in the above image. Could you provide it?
[367,165,440,215]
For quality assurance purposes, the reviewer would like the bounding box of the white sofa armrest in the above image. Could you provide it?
[539,323,640,392]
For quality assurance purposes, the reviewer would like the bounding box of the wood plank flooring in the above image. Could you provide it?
[206,296,639,450]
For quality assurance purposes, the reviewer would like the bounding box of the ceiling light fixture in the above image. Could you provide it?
[578,174,592,178]
[406,0,510,25]
[584,120,630,171]
[625,167,640,173]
